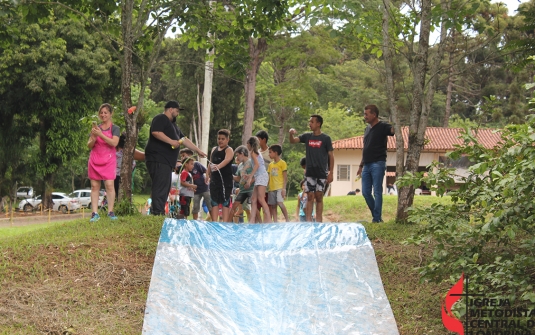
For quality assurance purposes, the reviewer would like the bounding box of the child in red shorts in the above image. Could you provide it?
[179,157,197,218]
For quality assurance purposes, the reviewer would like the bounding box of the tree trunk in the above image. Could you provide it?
[120,95,140,200]
[43,172,55,210]
[196,82,202,147]
[381,0,405,195]
[197,82,201,137]
[118,0,171,202]
[201,54,214,165]
[397,0,450,221]
[191,116,199,145]
[277,112,286,146]
[118,0,135,202]
[396,0,432,222]
[80,172,88,189]
[444,36,455,127]
[39,119,54,210]
[242,37,267,144]
[200,0,215,166]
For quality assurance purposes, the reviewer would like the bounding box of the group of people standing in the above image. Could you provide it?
[87,100,394,224]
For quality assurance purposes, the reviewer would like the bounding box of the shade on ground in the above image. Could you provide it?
[143,220,399,334]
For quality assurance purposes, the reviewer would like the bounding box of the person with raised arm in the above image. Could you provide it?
[288,114,334,222]
[356,104,395,223]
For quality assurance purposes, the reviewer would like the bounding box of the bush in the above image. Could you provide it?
[114,196,141,216]
[400,120,535,311]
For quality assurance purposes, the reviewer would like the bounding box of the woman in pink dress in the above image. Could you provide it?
[87,103,120,222]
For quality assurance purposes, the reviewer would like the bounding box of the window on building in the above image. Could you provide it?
[337,165,350,181]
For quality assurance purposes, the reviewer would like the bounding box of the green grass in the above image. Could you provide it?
[0,195,452,334]
[284,194,451,223]
[132,193,150,208]
[0,223,57,239]
[0,215,163,335]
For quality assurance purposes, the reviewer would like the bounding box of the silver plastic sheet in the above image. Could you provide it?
[143,219,399,334]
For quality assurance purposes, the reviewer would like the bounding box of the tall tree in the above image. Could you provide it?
[201,0,215,166]
[181,0,307,144]
[331,0,498,221]
[150,39,244,150]
[114,0,186,201]
[382,0,453,220]
[505,0,535,68]
[0,7,113,207]
[24,0,209,202]
[0,4,36,197]
[440,0,514,127]
[259,27,341,144]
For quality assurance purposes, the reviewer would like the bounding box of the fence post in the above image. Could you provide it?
[10,200,13,226]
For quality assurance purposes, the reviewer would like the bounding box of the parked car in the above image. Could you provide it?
[68,189,103,208]
[18,195,42,211]
[16,186,34,199]
[19,192,81,213]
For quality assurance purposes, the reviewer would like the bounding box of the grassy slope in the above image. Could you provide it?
[0,196,450,334]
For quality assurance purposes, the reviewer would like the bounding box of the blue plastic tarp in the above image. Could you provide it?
[143,220,399,334]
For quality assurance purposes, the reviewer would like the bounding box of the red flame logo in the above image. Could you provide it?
[442,273,464,335]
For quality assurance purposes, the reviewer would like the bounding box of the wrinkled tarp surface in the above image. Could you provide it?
[143,220,399,335]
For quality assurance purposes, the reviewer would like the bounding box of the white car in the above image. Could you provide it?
[68,189,103,208]
[18,195,42,211]
[19,192,81,213]
[16,186,34,199]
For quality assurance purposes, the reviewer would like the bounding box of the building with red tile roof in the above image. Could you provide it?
[333,127,502,151]
[330,127,502,196]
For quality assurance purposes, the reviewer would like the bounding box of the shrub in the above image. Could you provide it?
[400,120,535,311]
[114,196,141,216]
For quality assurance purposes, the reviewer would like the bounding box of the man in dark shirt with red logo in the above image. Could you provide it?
[289,114,334,222]
[357,104,395,223]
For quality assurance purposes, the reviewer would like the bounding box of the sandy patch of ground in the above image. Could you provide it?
[0,211,86,227]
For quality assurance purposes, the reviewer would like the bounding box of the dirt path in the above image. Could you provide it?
[0,211,86,227]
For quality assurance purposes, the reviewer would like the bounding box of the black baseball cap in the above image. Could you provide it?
[164,100,185,110]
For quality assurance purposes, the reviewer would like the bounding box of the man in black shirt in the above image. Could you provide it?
[356,105,394,223]
[289,114,334,222]
[145,100,206,216]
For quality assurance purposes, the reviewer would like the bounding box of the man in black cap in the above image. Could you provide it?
[145,100,206,216]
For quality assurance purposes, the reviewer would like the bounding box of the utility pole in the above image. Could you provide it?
[200,0,215,166]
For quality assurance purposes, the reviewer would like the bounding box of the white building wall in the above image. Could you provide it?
[386,151,437,166]
[418,152,439,166]
[332,149,444,196]
[386,152,397,166]
[331,149,362,196]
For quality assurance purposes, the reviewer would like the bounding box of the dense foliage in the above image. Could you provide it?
[401,109,535,318]
[0,7,113,202]
[1,0,535,199]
